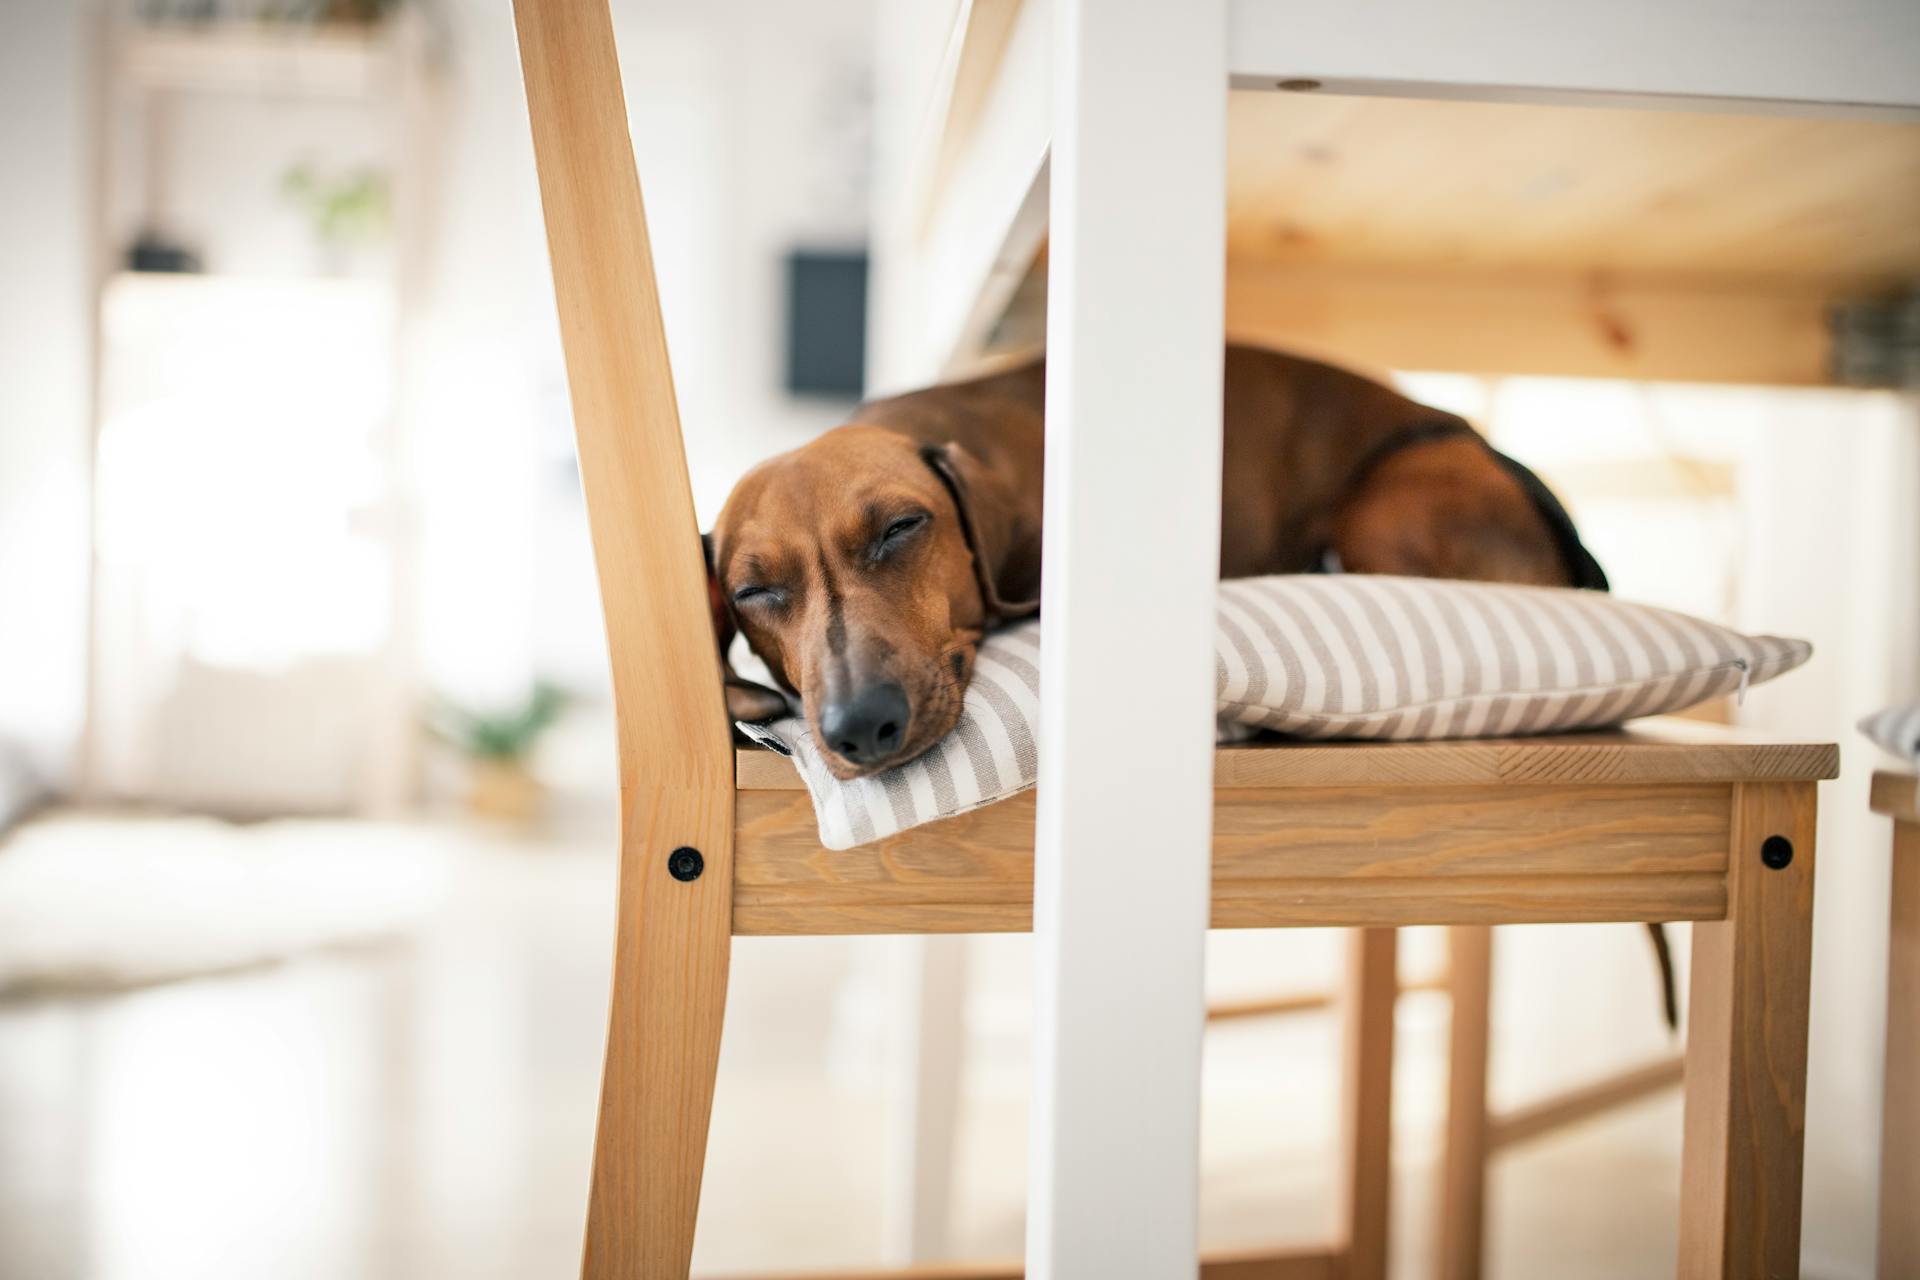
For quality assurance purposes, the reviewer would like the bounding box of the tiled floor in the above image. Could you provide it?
[0,816,1702,1279]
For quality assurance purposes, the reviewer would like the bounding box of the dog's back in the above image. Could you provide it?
[854,345,1534,580]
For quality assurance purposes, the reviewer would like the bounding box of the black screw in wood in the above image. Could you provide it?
[1760,835,1793,870]
[668,846,704,882]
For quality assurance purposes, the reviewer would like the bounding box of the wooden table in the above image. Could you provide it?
[865,4,1917,1271]
[513,0,1896,1271]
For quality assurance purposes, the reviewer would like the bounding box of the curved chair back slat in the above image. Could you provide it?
[513,1,736,1274]
[513,0,730,783]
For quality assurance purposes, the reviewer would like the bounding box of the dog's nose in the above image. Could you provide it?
[820,683,910,766]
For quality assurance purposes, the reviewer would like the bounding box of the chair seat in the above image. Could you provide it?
[731,719,1837,936]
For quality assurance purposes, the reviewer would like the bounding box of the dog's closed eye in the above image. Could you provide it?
[732,585,784,607]
[873,512,929,560]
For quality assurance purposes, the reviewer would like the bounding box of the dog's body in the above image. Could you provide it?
[709,343,1672,1023]
[849,346,1601,589]
[711,343,1603,778]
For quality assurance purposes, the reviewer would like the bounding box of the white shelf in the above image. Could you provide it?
[118,23,394,99]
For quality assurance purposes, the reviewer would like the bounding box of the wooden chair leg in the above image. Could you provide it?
[1338,927,1398,1280]
[510,0,741,1269]
[580,811,734,1279]
[1437,925,1493,1280]
[1879,816,1918,1279]
[1679,782,1816,1278]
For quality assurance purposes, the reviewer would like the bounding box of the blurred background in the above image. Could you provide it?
[1,1,1916,1277]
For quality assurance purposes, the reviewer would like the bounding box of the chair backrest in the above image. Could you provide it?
[514,4,739,1273]
[513,0,732,797]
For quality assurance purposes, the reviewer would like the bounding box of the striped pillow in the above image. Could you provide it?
[1860,702,1920,769]
[740,575,1812,851]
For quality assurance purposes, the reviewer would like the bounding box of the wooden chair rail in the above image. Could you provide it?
[734,780,1736,935]
[1487,1054,1684,1151]
[1205,986,1683,1152]
[706,1242,1341,1280]
[1206,975,1446,1021]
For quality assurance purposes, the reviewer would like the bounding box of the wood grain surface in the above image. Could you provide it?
[1677,782,1816,1278]
[1871,769,1920,824]
[513,2,735,1275]
[1338,929,1398,1280]
[732,783,1734,934]
[1436,925,1493,1280]
[736,720,1837,792]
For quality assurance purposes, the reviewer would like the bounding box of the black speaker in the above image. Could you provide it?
[783,248,868,399]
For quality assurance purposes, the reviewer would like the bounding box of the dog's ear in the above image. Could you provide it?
[703,532,791,724]
[724,674,790,725]
[920,443,1041,620]
[703,531,735,654]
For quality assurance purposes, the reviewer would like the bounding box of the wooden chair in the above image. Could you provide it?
[511,1,1836,1274]
[1871,770,1918,1279]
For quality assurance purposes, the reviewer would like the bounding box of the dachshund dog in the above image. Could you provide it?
[708,343,1605,778]
[706,345,1683,1025]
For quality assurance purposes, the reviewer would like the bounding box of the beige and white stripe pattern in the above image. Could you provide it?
[743,575,1813,851]
[1212,576,1806,739]
[1860,702,1920,769]
[739,626,1045,850]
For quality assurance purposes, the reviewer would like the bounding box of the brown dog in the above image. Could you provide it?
[708,342,1606,778]
[706,346,1681,1024]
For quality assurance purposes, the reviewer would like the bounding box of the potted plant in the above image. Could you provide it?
[279,162,392,276]
[425,682,566,823]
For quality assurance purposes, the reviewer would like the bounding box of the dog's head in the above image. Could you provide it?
[708,424,1038,779]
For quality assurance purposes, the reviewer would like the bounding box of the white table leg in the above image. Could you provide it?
[1028,1,1227,1276]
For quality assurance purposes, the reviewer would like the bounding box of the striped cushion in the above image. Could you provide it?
[740,575,1812,850]
[1860,702,1920,769]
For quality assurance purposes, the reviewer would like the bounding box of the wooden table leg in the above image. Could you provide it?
[1880,817,1919,1279]
[1339,928,1399,1280]
[1437,925,1493,1280]
[1679,782,1816,1279]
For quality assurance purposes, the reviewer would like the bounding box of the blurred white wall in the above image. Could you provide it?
[70,0,880,804]
[0,1,95,785]
[1737,391,1920,1273]
[404,0,876,711]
